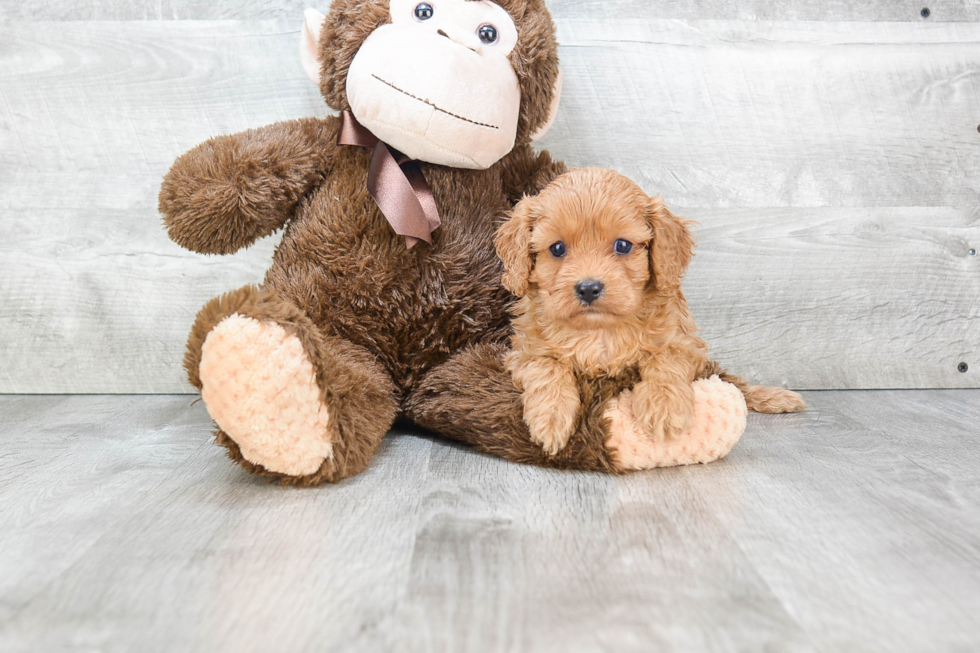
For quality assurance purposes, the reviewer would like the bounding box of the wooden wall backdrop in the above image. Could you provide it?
[1,1,978,393]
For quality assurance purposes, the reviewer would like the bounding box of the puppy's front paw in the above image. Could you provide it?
[523,394,580,456]
[633,381,695,441]
[509,355,581,456]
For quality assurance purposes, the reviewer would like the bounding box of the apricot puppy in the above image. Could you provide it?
[495,168,709,455]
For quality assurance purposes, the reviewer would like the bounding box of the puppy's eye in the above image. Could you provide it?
[614,239,634,255]
[414,3,434,20]
[549,241,567,258]
[478,24,499,44]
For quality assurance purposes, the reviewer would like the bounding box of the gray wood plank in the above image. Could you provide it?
[0,396,436,652]
[707,393,980,651]
[0,396,207,623]
[1,18,979,392]
[684,207,979,390]
[546,19,980,210]
[4,0,980,22]
[1,391,979,651]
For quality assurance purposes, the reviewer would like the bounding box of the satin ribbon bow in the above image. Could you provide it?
[337,110,441,249]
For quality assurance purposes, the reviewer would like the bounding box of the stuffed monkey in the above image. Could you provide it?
[159,0,805,485]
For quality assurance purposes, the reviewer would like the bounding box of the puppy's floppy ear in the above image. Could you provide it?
[646,197,695,293]
[495,195,539,297]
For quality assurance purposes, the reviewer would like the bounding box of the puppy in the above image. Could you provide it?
[495,167,804,456]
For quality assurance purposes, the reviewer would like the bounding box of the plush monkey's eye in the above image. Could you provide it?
[614,239,634,255]
[478,24,499,44]
[549,242,567,258]
[414,3,434,20]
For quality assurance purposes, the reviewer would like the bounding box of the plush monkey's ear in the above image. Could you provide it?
[531,68,563,142]
[495,196,539,297]
[300,8,327,85]
[646,197,695,293]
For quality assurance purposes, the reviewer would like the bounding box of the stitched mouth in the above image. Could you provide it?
[371,75,500,130]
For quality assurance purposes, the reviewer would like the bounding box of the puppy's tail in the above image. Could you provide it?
[698,361,807,414]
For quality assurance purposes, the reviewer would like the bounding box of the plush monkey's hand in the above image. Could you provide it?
[159,117,334,256]
[631,379,696,442]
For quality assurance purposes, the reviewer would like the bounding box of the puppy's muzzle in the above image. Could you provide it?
[575,279,605,306]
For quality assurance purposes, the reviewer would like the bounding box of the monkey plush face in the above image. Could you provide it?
[302,0,562,170]
[347,0,521,168]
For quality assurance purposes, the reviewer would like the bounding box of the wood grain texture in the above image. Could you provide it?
[4,0,980,22]
[1,16,978,392]
[1,391,979,651]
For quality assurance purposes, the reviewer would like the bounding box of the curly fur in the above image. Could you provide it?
[496,168,805,454]
[159,0,584,484]
[160,1,801,485]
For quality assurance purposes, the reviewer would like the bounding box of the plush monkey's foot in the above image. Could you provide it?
[200,314,333,477]
[605,376,747,471]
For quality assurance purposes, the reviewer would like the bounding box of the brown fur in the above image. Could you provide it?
[185,285,398,485]
[496,168,806,454]
[316,0,560,145]
[405,342,628,473]
[159,118,335,255]
[697,360,808,414]
[160,1,799,484]
[160,0,578,483]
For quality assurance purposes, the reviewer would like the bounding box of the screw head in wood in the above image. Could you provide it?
[921,7,931,18]
[959,362,969,373]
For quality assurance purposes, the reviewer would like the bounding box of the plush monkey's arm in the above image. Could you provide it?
[159,117,337,255]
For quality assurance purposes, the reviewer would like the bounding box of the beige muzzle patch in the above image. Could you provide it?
[346,24,521,170]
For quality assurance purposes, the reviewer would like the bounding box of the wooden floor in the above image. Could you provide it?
[1,391,979,652]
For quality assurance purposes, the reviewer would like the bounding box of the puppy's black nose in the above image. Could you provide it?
[575,279,605,305]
